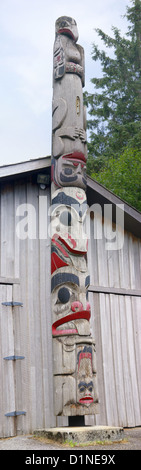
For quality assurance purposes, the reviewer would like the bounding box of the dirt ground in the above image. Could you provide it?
[0,427,141,450]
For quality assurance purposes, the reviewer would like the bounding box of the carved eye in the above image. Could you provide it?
[79,386,85,393]
[54,283,79,311]
[61,20,68,28]
[58,287,70,304]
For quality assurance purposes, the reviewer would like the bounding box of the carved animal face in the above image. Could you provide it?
[51,268,90,316]
[50,187,88,252]
[55,16,79,42]
[53,154,87,190]
[51,267,90,337]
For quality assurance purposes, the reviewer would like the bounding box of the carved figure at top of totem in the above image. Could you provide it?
[55,16,79,42]
[51,17,99,417]
[52,16,87,195]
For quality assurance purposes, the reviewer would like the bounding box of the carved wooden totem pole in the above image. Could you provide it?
[51,16,99,416]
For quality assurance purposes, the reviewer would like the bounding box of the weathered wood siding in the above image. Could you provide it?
[0,284,15,437]
[0,179,55,436]
[86,213,141,427]
[0,179,141,435]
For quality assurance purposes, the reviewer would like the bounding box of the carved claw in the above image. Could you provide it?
[66,126,80,140]
[79,128,87,143]
[74,126,80,139]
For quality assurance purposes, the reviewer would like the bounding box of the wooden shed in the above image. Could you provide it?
[0,156,141,437]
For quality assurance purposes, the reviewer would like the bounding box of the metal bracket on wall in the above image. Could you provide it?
[2,301,23,307]
[5,411,26,417]
[3,355,25,360]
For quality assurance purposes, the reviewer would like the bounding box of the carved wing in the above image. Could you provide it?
[53,35,66,80]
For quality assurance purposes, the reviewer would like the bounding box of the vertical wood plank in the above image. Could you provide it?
[18,182,31,433]
[26,182,41,431]
[99,294,119,425]
[96,221,109,287]
[39,193,56,428]
[13,283,26,434]
[93,292,107,425]
[109,295,127,426]
[128,235,139,289]
[0,285,16,437]
[118,231,130,289]
[14,183,20,279]
[119,296,135,426]
[1,186,14,278]
[125,296,141,425]
[86,215,99,286]
[0,187,8,277]
[107,248,120,288]
[131,297,141,421]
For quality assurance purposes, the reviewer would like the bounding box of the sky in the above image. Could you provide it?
[0,0,130,166]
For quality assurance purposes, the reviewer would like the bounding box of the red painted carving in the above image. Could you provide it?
[53,233,87,255]
[78,351,92,373]
[52,310,91,336]
[62,151,86,163]
[71,301,83,312]
[51,252,69,274]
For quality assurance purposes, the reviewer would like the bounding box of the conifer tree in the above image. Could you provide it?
[85,0,141,176]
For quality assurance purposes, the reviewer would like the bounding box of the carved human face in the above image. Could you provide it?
[77,346,94,406]
[55,16,79,42]
[54,155,87,190]
[77,378,94,405]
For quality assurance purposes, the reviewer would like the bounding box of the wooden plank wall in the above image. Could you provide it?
[0,285,16,437]
[0,179,55,436]
[85,212,141,427]
[0,179,141,434]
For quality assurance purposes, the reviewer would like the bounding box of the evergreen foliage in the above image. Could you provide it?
[85,1,141,211]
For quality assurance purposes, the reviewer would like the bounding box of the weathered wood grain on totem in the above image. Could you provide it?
[51,16,99,417]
